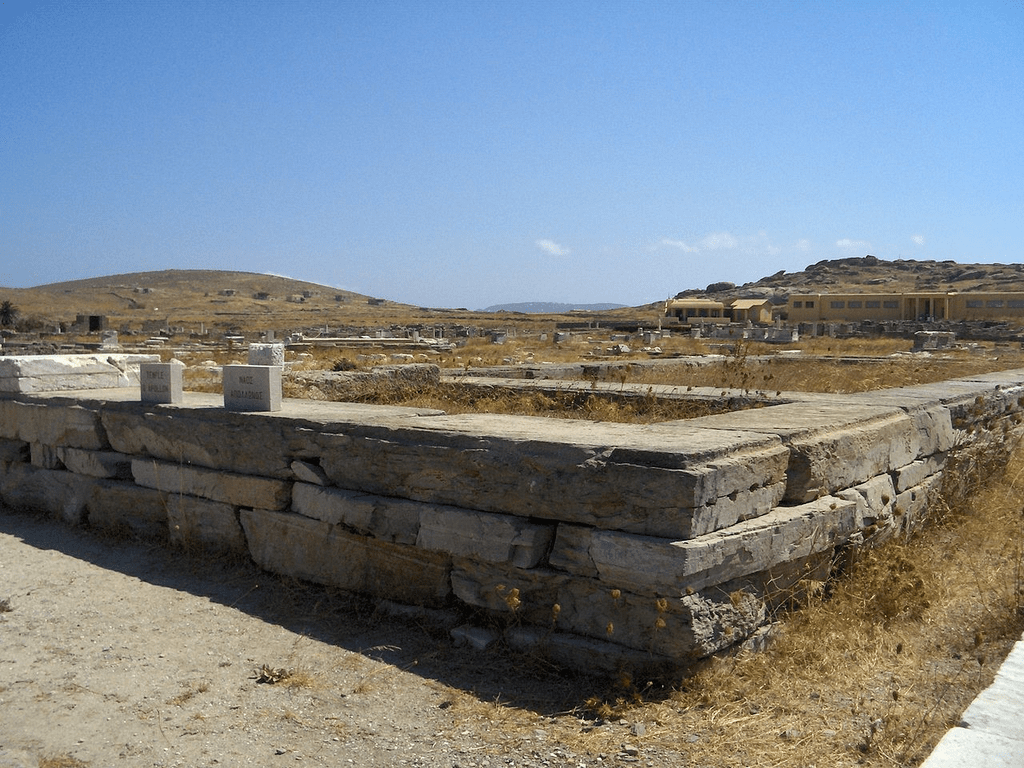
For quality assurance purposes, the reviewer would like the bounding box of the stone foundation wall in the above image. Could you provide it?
[3,368,1024,674]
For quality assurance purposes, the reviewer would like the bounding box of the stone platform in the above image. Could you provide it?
[2,363,1024,673]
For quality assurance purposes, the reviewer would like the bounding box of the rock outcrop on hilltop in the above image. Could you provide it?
[676,256,1024,302]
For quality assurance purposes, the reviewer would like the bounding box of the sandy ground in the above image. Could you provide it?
[0,506,683,768]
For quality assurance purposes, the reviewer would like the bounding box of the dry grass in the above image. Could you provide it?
[612,342,1024,394]
[311,378,745,423]
[38,757,89,768]
[165,679,211,707]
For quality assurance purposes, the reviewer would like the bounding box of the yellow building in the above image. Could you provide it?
[665,298,728,323]
[787,292,1024,323]
[728,298,774,324]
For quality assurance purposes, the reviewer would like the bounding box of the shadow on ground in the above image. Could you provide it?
[0,504,668,719]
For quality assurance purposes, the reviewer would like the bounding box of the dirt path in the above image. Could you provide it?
[0,507,679,768]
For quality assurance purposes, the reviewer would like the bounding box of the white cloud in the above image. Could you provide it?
[660,238,699,253]
[699,231,739,250]
[536,239,570,257]
[660,230,779,256]
[795,239,812,251]
[836,238,871,250]
[911,234,925,246]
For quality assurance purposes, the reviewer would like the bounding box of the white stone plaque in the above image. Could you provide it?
[140,362,183,404]
[223,365,282,412]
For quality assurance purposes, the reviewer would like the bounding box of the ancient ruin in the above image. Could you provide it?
[2,352,1022,673]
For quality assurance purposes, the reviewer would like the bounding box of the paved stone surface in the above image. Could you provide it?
[921,633,1024,767]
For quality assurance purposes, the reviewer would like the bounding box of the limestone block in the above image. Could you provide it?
[132,458,291,510]
[550,495,858,595]
[893,454,945,492]
[906,405,955,456]
[30,442,64,469]
[837,473,897,533]
[0,438,28,463]
[895,473,943,531]
[688,481,787,538]
[317,416,789,538]
[85,479,168,538]
[505,626,675,676]
[240,508,451,607]
[102,406,302,478]
[291,482,421,545]
[248,343,285,367]
[166,495,245,553]
[785,413,926,502]
[0,400,107,449]
[0,353,159,393]
[919,728,1023,768]
[57,447,133,479]
[0,461,92,524]
[417,505,555,568]
[450,559,767,659]
[290,459,329,486]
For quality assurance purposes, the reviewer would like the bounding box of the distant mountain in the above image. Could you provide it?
[482,302,627,313]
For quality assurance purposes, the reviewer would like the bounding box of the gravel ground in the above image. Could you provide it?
[0,506,690,768]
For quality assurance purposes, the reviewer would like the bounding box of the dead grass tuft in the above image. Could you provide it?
[38,756,89,768]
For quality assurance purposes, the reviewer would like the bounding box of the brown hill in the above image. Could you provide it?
[681,255,1024,302]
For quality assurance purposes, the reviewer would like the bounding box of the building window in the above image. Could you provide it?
[865,300,881,308]
[805,301,814,308]
[792,301,803,308]
[966,300,983,308]
[883,300,899,308]
[848,301,863,309]
[830,301,845,309]
[986,300,1005,308]
[1008,300,1024,309]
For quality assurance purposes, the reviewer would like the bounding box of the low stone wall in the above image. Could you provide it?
[2,367,1024,674]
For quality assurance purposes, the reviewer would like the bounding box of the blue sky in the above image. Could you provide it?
[2,1,1021,309]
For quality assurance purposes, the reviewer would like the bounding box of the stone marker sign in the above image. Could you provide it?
[223,365,281,412]
[139,362,183,404]
[248,342,285,367]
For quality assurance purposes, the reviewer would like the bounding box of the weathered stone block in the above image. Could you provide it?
[57,447,133,479]
[0,461,92,524]
[132,458,292,510]
[893,454,945,492]
[0,400,108,449]
[896,473,943,530]
[550,495,858,595]
[317,415,789,538]
[30,442,64,469]
[837,473,897,531]
[0,438,28,463]
[240,508,451,607]
[0,353,159,393]
[450,560,767,659]
[505,626,675,676]
[102,406,301,478]
[688,481,787,537]
[167,495,245,553]
[786,413,926,502]
[85,479,168,537]
[290,459,329,486]
[417,505,555,568]
[291,482,421,544]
